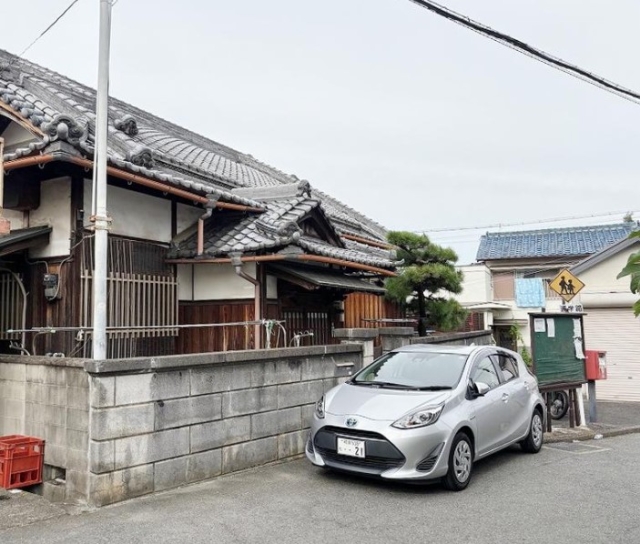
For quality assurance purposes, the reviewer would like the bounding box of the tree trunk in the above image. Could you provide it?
[417,289,427,337]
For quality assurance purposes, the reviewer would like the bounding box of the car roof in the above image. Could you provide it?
[391,343,481,356]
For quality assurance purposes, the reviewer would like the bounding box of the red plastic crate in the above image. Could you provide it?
[0,435,45,489]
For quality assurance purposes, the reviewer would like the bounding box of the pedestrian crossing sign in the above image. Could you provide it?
[549,269,585,302]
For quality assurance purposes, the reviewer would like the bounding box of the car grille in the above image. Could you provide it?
[416,457,437,472]
[314,426,405,473]
[416,442,444,472]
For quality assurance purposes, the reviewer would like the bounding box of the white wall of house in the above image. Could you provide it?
[572,243,640,401]
[30,177,71,258]
[4,209,25,230]
[176,203,202,235]
[178,263,278,301]
[456,264,492,305]
[574,246,639,308]
[83,180,172,243]
[178,264,279,301]
[1,121,36,150]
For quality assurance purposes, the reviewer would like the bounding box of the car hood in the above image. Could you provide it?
[326,383,452,422]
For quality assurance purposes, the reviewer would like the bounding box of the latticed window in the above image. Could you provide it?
[79,237,178,358]
[0,271,23,341]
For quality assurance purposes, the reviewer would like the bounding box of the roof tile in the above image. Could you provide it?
[476,223,637,261]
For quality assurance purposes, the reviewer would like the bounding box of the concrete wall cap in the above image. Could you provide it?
[377,327,415,337]
[84,344,362,374]
[0,355,87,368]
[333,328,379,340]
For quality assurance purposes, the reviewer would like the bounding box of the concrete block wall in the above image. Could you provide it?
[85,345,362,506]
[0,357,90,503]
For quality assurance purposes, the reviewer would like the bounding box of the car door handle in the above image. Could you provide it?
[501,393,510,403]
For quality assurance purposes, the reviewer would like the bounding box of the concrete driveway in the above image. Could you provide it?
[2,434,639,544]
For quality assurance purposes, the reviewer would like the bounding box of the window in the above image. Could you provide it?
[353,351,468,389]
[470,356,500,389]
[494,354,519,383]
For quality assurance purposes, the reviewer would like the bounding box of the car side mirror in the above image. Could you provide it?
[469,381,490,399]
[475,382,490,396]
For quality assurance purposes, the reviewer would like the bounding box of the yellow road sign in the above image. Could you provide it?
[549,269,585,302]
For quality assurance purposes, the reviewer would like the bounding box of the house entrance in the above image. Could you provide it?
[494,325,517,352]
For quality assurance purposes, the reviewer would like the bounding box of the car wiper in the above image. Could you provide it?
[375,382,416,390]
[412,385,453,391]
[351,381,414,389]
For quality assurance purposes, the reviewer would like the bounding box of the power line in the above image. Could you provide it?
[407,0,640,106]
[1,0,82,81]
[17,0,81,59]
[412,210,638,234]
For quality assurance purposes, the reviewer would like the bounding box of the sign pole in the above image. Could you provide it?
[588,380,597,422]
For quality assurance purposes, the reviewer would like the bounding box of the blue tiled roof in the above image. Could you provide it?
[476,223,637,261]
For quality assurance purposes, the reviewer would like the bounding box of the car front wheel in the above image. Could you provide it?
[520,410,544,453]
[443,432,473,491]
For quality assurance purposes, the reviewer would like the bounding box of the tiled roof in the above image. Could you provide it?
[168,196,396,269]
[269,264,386,294]
[476,223,638,261]
[296,237,395,268]
[0,50,387,244]
[0,225,52,256]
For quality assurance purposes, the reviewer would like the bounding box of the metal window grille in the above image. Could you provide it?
[80,237,178,358]
[0,272,23,340]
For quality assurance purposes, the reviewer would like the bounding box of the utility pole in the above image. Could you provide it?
[0,137,10,236]
[92,0,113,360]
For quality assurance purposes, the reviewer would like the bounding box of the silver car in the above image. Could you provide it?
[306,344,545,490]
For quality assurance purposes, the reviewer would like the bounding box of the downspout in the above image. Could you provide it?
[197,196,218,256]
[0,137,8,235]
[229,252,261,349]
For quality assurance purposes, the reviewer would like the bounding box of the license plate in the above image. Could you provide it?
[337,437,365,458]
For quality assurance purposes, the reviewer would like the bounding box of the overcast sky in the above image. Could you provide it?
[2,0,639,263]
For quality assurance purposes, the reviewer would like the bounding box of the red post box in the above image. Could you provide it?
[585,350,607,380]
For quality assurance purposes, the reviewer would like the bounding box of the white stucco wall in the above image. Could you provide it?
[4,209,25,230]
[456,264,492,304]
[574,244,639,308]
[178,263,261,301]
[176,203,202,235]
[1,121,36,149]
[30,177,71,258]
[83,179,172,242]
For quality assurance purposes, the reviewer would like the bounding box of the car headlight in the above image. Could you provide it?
[392,404,444,429]
[315,395,325,419]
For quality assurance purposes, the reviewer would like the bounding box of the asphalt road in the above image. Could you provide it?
[2,434,640,544]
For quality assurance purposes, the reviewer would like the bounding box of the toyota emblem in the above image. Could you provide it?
[346,417,358,428]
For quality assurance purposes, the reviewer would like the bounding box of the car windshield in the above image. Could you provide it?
[351,351,468,390]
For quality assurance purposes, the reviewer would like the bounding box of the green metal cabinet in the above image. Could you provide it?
[529,312,587,386]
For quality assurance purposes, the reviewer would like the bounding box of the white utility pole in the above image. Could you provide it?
[0,137,4,211]
[92,0,113,360]
[0,137,10,237]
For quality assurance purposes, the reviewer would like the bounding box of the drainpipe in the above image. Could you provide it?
[197,196,218,256]
[0,137,9,235]
[229,252,261,349]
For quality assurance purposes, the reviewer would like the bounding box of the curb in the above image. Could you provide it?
[544,424,640,444]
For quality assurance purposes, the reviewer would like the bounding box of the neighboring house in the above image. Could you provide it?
[0,49,399,358]
[456,222,637,356]
[570,235,640,401]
